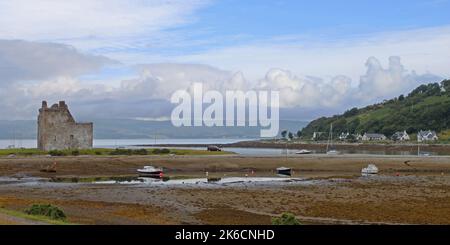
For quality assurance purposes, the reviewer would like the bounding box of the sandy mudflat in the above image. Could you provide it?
[0,154,449,224]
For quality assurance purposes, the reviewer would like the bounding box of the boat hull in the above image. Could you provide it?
[326,150,339,155]
[138,170,162,174]
[276,169,292,176]
[295,150,312,155]
[361,170,378,174]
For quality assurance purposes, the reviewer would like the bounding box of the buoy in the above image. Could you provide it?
[396,173,400,177]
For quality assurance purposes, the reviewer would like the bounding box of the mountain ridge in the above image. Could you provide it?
[0,119,308,139]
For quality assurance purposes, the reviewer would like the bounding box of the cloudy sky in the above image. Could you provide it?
[0,0,449,121]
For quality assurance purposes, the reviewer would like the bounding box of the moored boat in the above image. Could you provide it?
[326,149,339,155]
[137,166,163,176]
[361,164,378,175]
[276,167,292,176]
[295,149,312,154]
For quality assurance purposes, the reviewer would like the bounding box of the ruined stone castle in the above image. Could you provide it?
[37,101,93,151]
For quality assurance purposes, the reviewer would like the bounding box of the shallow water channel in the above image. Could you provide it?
[0,175,316,188]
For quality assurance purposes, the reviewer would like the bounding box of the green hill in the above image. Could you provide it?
[300,79,450,140]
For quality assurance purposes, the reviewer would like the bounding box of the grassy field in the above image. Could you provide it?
[0,148,233,157]
[0,208,72,225]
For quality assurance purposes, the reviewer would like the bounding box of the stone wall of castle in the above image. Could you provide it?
[37,101,93,151]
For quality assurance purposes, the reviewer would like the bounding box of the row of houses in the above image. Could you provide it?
[316,130,439,142]
[336,132,387,141]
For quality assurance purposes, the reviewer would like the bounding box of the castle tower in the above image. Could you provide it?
[37,101,93,151]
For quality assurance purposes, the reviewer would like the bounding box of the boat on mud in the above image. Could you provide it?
[137,166,163,176]
[276,167,292,176]
[361,164,379,175]
[295,149,312,154]
[326,149,339,155]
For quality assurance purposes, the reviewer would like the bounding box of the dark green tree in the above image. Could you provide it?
[288,132,294,140]
[281,130,288,139]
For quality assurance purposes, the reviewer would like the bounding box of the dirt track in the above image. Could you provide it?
[0,212,48,225]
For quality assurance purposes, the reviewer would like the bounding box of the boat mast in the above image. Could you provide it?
[326,123,333,152]
[417,131,420,156]
[330,123,333,149]
[285,141,288,161]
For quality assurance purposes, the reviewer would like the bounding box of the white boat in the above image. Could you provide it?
[361,164,379,175]
[137,166,163,176]
[419,152,431,157]
[295,149,312,155]
[326,150,339,155]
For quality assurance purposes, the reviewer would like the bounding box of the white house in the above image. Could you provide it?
[355,134,363,141]
[311,132,325,140]
[339,132,350,140]
[392,130,410,141]
[417,130,438,142]
[362,133,387,141]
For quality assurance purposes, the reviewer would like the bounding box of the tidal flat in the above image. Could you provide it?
[0,154,449,224]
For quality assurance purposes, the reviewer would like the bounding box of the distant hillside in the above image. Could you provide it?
[0,119,308,139]
[301,80,450,139]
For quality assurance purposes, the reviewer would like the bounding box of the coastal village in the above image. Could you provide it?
[281,129,439,143]
[310,130,439,142]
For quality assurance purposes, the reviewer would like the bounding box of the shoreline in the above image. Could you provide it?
[137,140,450,155]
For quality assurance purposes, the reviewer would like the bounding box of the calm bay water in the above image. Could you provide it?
[0,139,445,156]
[0,138,251,150]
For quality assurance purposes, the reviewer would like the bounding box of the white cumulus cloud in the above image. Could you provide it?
[0,55,443,120]
[357,56,441,102]
[255,69,352,108]
[0,40,116,85]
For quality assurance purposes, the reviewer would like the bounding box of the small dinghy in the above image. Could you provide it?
[361,164,379,176]
[326,149,340,155]
[276,167,292,176]
[295,149,312,155]
[137,166,163,176]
